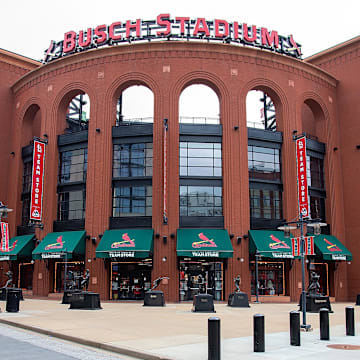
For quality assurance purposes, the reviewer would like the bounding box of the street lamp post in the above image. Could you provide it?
[278,217,326,331]
[254,250,261,303]
[0,201,13,223]
[299,213,311,331]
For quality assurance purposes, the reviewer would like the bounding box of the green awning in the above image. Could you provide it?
[32,231,86,260]
[0,234,35,261]
[176,229,233,258]
[249,230,295,259]
[96,229,154,259]
[313,234,352,261]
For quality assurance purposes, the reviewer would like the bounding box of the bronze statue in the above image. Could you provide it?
[307,271,321,295]
[151,276,169,290]
[80,269,90,291]
[4,270,13,288]
[234,275,241,293]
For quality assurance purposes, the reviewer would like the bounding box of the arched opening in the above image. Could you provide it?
[19,104,42,235]
[116,85,154,125]
[301,99,325,141]
[246,90,277,131]
[21,104,41,147]
[179,84,220,124]
[65,93,90,133]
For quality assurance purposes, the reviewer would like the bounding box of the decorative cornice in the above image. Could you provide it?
[12,41,338,96]
[305,36,360,69]
[0,49,40,75]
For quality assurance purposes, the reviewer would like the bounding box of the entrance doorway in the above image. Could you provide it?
[179,261,223,301]
[18,263,34,290]
[111,262,152,300]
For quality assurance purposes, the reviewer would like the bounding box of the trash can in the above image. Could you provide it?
[6,288,21,312]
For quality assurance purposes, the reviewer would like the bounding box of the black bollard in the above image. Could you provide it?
[346,306,355,336]
[208,317,221,360]
[290,311,301,346]
[320,308,329,340]
[253,314,265,352]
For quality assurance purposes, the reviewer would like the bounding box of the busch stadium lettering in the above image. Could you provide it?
[43,14,301,63]
[192,251,219,257]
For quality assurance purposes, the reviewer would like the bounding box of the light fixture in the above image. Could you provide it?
[277,225,297,238]
[307,222,327,236]
[170,233,175,239]
[91,237,97,245]
[163,236,167,244]
[10,151,15,156]
[162,257,167,262]
[96,128,101,133]
[237,236,242,245]
[333,147,338,151]
[155,233,160,239]
[229,234,234,239]
[234,126,239,130]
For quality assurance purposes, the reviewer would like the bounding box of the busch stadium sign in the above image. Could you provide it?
[43,14,302,63]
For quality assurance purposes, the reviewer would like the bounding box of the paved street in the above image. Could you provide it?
[0,324,136,360]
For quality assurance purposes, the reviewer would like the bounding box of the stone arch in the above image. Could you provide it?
[240,78,289,132]
[106,72,160,126]
[52,82,96,135]
[300,91,329,142]
[19,98,43,147]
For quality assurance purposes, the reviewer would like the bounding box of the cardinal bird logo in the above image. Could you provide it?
[45,235,64,250]
[0,240,17,252]
[324,238,342,252]
[111,233,135,248]
[192,233,217,248]
[269,234,290,249]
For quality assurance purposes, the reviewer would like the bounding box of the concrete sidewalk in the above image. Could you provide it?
[0,298,359,359]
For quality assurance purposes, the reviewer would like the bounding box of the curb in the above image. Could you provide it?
[0,318,172,360]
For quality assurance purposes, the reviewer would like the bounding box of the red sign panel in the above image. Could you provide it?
[30,140,46,221]
[296,136,310,218]
[1,222,9,252]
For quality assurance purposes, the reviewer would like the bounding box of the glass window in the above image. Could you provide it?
[22,161,33,193]
[113,143,153,178]
[113,185,152,217]
[248,145,281,181]
[307,156,325,189]
[250,189,282,220]
[310,195,325,221]
[179,142,222,177]
[180,185,222,216]
[21,197,31,226]
[251,262,284,296]
[57,190,86,220]
[59,148,88,184]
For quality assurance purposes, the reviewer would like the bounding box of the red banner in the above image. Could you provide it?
[296,136,310,218]
[30,140,46,221]
[1,222,9,252]
[291,236,314,256]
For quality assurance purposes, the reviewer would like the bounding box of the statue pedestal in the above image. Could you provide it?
[192,294,215,312]
[228,292,250,307]
[356,294,360,306]
[62,290,78,304]
[299,294,332,313]
[0,288,7,301]
[0,288,23,301]
[69,292,102,310]
[143,291,165,306]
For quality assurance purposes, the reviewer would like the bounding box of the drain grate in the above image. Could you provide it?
[327,344,360,350]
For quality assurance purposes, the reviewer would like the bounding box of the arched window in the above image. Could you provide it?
[116,85,154,125]
[179,84,220,124]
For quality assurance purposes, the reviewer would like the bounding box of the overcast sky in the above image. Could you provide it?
[2,0,359,121]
